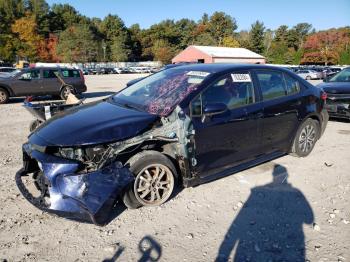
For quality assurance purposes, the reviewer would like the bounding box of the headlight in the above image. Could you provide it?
[56,145,108,163]
[58,147,84,161]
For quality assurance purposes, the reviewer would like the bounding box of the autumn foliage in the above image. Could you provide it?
[302,28,350,65]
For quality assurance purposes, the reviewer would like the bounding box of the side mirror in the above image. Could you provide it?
[203,103,228,116]
[201,103,227,123]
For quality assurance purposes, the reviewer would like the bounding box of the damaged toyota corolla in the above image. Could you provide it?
[16,64,329,225]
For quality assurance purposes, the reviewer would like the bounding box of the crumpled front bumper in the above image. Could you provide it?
[16,143,134,225]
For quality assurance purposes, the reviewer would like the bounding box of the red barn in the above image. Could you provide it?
[172,45,266,64]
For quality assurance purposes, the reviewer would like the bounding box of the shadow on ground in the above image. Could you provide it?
[216,164,314,262]
[102,235,162,262]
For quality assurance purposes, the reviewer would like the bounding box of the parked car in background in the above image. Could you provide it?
[318,67,350,119]
[16,64,328,225]
[82,68,90,75]
[113,67,129,74]
[0,67,17,73]
[296,69,322,80]
[0,67,87,104]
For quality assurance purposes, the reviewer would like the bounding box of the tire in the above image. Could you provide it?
[29,119,42,132]
[306,76,311,80]
[290,118,320,157]
[60,85,75,100]
[0,88,9,104]
[122,150,177,209]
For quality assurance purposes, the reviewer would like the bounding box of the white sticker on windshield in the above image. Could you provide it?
[231,73,252,82]
[187,71,210,77]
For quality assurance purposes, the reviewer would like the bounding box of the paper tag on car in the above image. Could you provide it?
[187,71,210,77]
[231,73,251,82]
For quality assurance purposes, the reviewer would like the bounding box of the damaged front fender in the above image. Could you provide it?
[16,144,134,225]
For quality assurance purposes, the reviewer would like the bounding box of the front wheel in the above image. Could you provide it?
[290,119,320,157]
[0,88,9,104]
[122,151,177,209]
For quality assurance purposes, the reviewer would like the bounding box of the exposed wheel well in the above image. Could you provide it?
[116,141,183,183]
[0,85,13,96]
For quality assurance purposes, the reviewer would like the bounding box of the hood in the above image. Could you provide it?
[30,99,158,146]
[317,82,350,94]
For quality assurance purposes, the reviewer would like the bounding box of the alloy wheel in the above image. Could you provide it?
[0,90,7,103]
[134,164,174,206]
[299,124,316,153]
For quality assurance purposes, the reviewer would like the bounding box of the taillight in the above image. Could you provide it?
[79,69,85,83]
[321,92,327,101]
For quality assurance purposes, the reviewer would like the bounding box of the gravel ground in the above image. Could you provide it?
[0,75,349,261]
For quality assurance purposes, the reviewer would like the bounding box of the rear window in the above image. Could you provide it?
[61,69,80,78]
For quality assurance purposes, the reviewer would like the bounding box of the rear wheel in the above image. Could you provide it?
[60,85,75,100]
[290,118,320,157]
[0,88,9,104]
[306,75,311,80]
[122,151,177,209]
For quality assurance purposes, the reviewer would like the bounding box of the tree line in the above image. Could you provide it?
[1,0,349,65]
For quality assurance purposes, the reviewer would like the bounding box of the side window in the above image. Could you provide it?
[284,74,300,95]
[30,69,40,79]
[19,70,40,80]
[191,72,255,116]
[43,70,58,78]
[256,71,286,100]
[61,70,69,77]
[19,72,31,80]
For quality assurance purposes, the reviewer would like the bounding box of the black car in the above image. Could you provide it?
[0,67,87,103]
[318,67,350,119]
[16,64,328,225]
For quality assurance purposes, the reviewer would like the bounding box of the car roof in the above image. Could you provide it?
[169,63,291,74]
[23,67,77,71]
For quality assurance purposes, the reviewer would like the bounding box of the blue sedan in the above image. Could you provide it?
[16,64,329,225]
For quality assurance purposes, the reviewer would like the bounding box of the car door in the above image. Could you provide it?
[190,70,263,178]
[42,69,61,94]
[254,69,302,154]
[11,69,42,96]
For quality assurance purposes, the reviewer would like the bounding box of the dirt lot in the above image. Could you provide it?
[0,75,349,261]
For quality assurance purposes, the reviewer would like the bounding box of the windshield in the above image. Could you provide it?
[329,68,350,82]
[112,67,210,116]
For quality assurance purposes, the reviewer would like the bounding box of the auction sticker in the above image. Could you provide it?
[231,73,252,82]
[187,71,210,77]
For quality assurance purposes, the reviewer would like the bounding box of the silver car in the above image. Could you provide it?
[296,70,322,80]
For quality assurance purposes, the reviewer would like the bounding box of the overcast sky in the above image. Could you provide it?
[46,0,350,30]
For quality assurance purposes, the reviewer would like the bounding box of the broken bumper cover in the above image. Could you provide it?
[16,143,134,225]
[326,94,350,119]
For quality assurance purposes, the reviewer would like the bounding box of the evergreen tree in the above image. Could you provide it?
[249,21,265,54]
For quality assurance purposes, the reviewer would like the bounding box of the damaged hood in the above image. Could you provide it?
[31,100,158,146]
[317,82,350,94]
